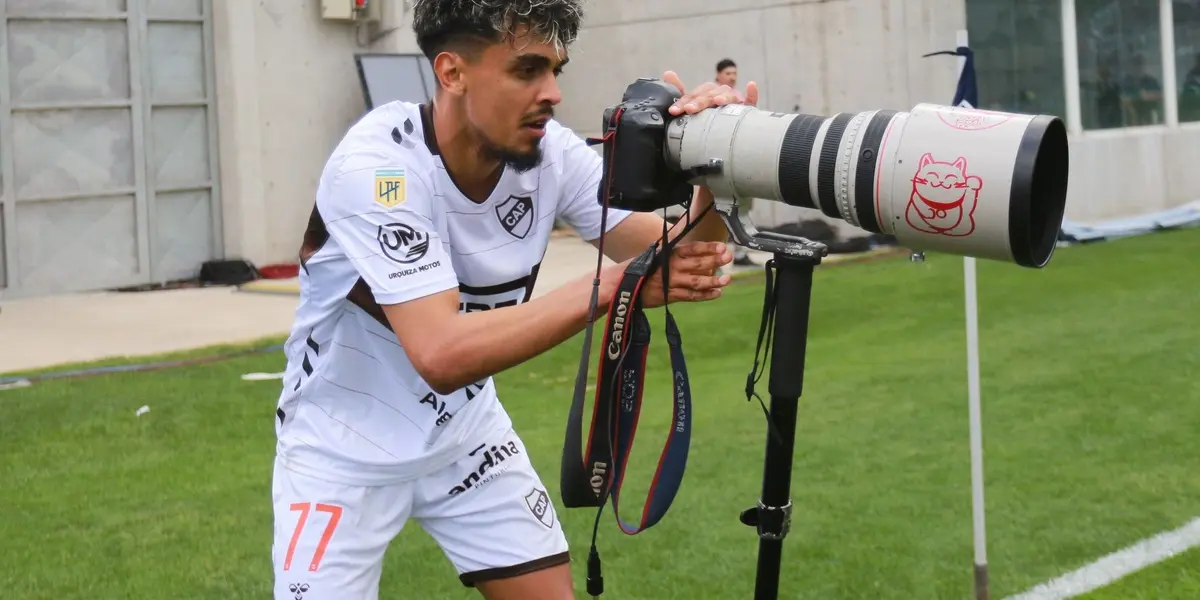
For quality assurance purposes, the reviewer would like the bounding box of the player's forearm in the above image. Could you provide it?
[417,277,605,395]
[679,186,733,244]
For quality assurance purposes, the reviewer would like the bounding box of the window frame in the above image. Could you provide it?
[1063,0,1184,135]
[969,0,1191,134]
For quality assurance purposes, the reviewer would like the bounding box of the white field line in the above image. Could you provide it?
[1004,517,1200,600]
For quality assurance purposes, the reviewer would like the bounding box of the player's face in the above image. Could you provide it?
[466,31,567,172]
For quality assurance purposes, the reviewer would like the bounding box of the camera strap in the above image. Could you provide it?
[558,104,715,597]
[578,242,693,533]
[561,234,700,598]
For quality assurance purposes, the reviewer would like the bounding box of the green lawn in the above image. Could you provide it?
[2,228,1198,599]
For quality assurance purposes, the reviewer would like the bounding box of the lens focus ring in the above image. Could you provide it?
[816,113,854,220]
[837,112,871,227]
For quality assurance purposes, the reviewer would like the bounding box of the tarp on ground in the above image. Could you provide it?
[1058,200,1200,245]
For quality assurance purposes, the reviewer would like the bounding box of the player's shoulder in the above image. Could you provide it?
[540,117,602,176]
[326,102,436,180]
[542,117,589,155]
[318,102,438,219]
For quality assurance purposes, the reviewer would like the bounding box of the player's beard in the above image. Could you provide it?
[480,133,543,174]
[475,106,552,174]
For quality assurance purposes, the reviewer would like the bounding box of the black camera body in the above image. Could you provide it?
[597,78,697,212]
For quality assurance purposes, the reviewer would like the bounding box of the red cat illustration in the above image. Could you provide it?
[905,153,983,237]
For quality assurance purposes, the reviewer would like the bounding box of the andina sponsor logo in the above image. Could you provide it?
[447,441,521,496]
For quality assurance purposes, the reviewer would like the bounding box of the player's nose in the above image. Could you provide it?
[537,77,562,106]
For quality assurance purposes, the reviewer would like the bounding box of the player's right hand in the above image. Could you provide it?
[663,70,759,116]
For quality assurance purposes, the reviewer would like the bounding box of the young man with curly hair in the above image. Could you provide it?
[270,1,757,598]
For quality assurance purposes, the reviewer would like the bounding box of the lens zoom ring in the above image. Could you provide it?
[853,110,898,234]
[816,113,854,219]
[777,115,824,209]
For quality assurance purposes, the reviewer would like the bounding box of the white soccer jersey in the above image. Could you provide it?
[273,101,631,486]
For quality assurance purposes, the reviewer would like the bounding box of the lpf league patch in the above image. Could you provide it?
[374,168,407,208]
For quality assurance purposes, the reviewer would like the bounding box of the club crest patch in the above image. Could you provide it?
[495,195,535,239]
[374,168,407,208]
[524,487,555,529]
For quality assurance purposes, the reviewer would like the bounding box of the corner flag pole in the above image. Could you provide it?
[923,30,989,600]
[954,30,990,600]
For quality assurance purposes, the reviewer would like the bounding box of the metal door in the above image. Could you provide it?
[0,0,220,298]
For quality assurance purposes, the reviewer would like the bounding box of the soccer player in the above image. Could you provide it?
[270,1,758,599]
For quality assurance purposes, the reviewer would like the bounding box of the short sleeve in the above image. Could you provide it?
[554,130,633,242]
[319,164,458,306]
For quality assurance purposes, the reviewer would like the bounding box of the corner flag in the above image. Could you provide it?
[923,46,979,109]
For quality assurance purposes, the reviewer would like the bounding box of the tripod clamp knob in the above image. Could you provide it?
[738,500,794,541]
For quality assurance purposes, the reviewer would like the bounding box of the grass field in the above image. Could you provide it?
[2,228,1198,599]
[1080,546,1200,600]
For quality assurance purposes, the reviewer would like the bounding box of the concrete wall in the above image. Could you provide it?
[211,0,422,268]
[558,0,965,134]
[556,0,969,239]
[556,0,1200,237]
[208,0,1200,266]
[1065,126,1200,222]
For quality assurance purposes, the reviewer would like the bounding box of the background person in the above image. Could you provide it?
[715,58,754,266]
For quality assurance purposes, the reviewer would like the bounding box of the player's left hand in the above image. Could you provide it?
[663,70,759,116]
[638,241,735,308]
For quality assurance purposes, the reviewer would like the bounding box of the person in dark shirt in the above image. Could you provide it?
[1121,54,1163,125]
[1095,63,1124,128]
[1180,52,1200,122]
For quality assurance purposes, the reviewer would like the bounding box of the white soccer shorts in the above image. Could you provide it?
[271,427,570,599]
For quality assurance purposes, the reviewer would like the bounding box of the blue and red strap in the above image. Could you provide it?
[608,305,692,535]
[559,100,710,596]
[569,240,694,528]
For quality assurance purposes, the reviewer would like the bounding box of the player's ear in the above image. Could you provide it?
[433,51,467,97]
